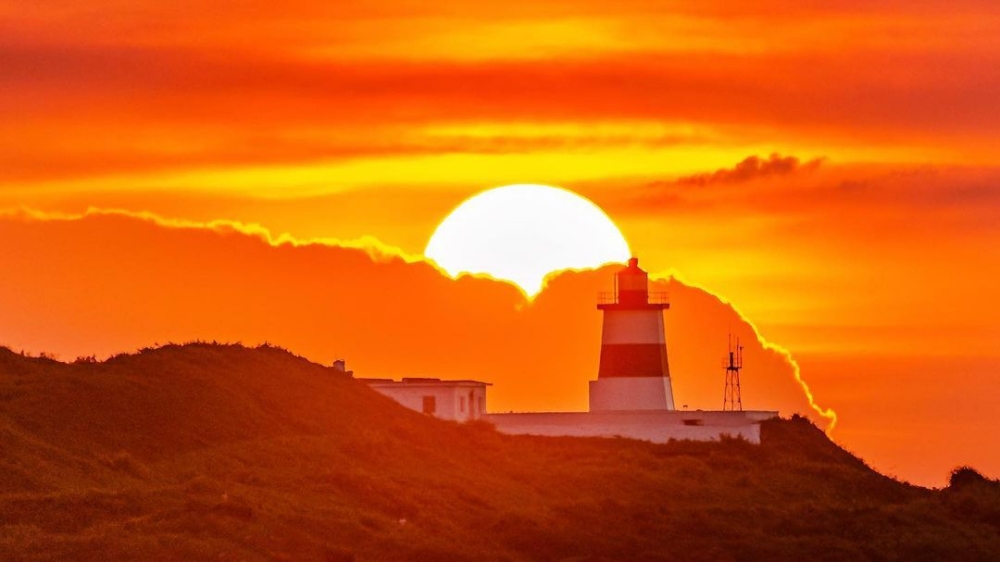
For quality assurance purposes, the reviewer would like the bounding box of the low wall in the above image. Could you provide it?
[484,410,778,444]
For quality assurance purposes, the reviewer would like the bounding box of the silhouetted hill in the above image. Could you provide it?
[1,343,998,561]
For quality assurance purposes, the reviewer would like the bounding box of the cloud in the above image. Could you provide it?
[599,153,823,214]
[4,27,1000,185]
[0,209,834,429]
[594,160,1000,228]
[3,207,424,263]
[672,154,823,188]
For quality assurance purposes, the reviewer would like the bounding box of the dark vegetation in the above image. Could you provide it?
[1,343,998,561]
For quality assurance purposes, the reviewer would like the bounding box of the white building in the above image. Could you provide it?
[487,258,776,443]
[361,377,490,422]
[589,257,675,411]
[353,257,777,443]
[485,258,776,442]
[484,409,777,443]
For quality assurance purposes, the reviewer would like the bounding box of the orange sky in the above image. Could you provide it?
[2,0,999,487]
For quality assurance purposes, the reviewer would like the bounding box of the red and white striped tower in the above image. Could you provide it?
[589,257,675,411]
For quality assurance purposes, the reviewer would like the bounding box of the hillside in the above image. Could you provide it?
[1,343,998,561]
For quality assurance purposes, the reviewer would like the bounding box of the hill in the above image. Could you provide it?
[1,343,998,561]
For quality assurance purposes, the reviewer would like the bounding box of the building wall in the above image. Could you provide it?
[485,410,778,444]
[589,377,676,411]
[598,308,672,379]
[367,383,487,422]
[601,309,666,345]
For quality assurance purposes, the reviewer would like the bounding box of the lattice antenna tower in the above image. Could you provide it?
[723,334,744,411]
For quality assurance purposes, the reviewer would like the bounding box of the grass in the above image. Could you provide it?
[0,342,998,561]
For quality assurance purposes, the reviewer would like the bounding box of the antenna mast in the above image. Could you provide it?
[723,334,743,411]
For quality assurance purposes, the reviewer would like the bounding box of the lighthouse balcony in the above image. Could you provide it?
[597,291,669,309]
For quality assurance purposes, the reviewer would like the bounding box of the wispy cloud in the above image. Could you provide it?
[672,154,823,187]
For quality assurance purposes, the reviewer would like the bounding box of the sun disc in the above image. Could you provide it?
[425,184,630,295]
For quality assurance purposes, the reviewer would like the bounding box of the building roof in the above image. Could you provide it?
[358,377,491,387]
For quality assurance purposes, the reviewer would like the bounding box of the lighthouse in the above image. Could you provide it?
[589,257,676,412]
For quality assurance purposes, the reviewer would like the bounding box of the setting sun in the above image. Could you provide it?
[424,184,630,295]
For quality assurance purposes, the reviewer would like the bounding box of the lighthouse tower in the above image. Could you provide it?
[589,257,675,412]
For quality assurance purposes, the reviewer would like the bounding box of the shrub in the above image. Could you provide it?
[949,466,992,489]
